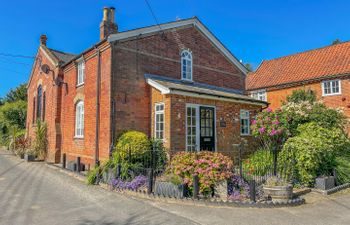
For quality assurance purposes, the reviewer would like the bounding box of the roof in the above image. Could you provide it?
[246,41,350,91]
[108,17,248,75]
[145,74,267,106]
[48,48,76,65]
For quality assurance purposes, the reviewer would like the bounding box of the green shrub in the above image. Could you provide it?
[166,151,233,196]
[243,148,273,176]
[279,122,349,186]
[87,166,100,185]
[335,149,350,184]
[33,120,48,159]
[115,131,150,160]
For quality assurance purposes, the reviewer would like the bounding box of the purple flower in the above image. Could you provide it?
[111,175,148,191]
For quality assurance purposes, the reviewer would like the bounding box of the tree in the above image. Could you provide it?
[3,83,27,103]
[332,39,342,45]
[245,63,253,72]
[286,89,316,104]
[0,100,27,129]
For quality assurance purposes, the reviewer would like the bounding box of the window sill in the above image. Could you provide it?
[322,93,341,97]
[181,79,193,84]
[76,83,85,88]
[74,136,84,139]
[240,134,251,137]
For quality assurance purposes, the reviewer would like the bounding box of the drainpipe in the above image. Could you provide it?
[95,47,101,166]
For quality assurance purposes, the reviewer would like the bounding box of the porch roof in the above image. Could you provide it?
[145,74,268,106]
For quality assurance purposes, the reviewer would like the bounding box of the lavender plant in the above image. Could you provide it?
[111,175,148,191]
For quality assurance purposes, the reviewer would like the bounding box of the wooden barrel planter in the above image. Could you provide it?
[263,184,293,202]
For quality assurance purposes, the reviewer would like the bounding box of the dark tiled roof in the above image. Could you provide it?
[247,41,350,91]
[48,48,76,64]
[145,74,267,105]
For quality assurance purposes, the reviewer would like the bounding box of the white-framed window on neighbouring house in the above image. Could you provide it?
[240,110,250,135]
[155,103,164,140]
[75,101,84,138]
[77,60,85,86]
[322,80,341,96]
[186,106,197,152]
[250,89,267,101]
[181,50,193,81]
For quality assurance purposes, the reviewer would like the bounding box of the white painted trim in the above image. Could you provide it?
[108,18,248,74]
[240,109,250,136]
[154,102,165,141]
[171,90,267,106]
[185,103,217,152]
[181,49,193,81]
[321,79,341,96]
[146,79,170,94]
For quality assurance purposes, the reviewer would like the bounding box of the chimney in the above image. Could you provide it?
[40,34,47,46]
[100,7,118,40]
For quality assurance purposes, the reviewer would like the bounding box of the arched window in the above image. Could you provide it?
[36,85,42,120]
[181,50,193,81]
[75,101,84,138]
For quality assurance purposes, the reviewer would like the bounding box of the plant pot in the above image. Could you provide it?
[24,154,35,162]
[315,176,335,190]
[154,181,187,198]
[263,184,293,202]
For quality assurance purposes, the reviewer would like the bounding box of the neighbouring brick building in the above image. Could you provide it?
[26,7,266,169]
[247,41,350,119]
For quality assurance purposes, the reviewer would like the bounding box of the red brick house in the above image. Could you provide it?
[247,42,350,119]
[26,7,266,168]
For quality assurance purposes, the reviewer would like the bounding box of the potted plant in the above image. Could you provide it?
[315,176,335,190]
[263,176,293,202]
[24,149,36,162]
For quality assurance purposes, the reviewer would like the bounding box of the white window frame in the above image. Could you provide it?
[75,101,84,138]
[77,60,85,86]
[185,104,216,152]
[155,103,165,140]
[322,79,341,96]
[240,110,250,136]
[181,49,193,81]
[250,89,267,101]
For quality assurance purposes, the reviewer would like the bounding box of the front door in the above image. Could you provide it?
[199,107,215,151]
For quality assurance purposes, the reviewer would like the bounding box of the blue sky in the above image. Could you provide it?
[1,0,350,97]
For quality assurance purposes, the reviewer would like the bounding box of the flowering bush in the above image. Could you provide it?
[251,108,286,149]
[227,175,250,201]
[111,175,148,191]
[166,151,233,196]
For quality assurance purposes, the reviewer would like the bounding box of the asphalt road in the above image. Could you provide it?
[1,149,350,225]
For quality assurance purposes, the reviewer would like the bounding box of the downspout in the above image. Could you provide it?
[109,41,117,157]
[95,46,101,165]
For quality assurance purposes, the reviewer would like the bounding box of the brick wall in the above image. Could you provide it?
[264,78,350,118]
[60,42,112,167]
[111,26,246,139]
[26,47,62,163]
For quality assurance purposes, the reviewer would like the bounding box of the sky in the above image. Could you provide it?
[1,0,350,97]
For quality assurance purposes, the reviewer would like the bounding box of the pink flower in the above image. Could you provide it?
[258,127,266,134]
[252,119,257,125]
[266,108,272,113]
[270,128,278,136]
[272,120,280,125]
